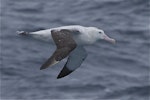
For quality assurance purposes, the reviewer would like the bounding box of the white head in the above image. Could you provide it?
[88,27,116,44]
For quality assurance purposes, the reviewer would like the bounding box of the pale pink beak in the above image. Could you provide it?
[103,35,116,44]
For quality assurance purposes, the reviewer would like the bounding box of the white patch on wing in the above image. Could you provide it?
[51,60,59,66]
[66,46,88,71]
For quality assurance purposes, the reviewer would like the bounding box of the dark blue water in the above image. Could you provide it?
[1,0,150,99]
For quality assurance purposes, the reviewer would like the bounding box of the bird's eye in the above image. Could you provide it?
[99,32,102,34]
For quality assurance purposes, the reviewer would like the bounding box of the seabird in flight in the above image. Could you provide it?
[17,25,115,79]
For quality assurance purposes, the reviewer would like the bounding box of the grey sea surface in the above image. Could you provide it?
[1,0,150,100]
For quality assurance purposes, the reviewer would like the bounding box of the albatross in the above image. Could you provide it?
[17,25,115,79]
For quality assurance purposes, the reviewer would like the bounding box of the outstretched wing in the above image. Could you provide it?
[40,29,77,70]
[57,46,88,79]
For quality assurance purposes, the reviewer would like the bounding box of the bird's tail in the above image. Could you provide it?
[17,31,29,35]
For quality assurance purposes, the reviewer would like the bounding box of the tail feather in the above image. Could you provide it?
[17,31,29,35]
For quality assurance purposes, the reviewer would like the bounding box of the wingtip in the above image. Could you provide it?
[40,65,49,70]
[57,75,63,79]
[40,59,59,70]
[56,73,69,79]
[40,67,45,70]
[57,66,73,79]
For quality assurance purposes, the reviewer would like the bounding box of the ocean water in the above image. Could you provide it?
[1,0,150,100]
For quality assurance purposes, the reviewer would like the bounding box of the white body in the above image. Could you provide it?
[29,25,101,45]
